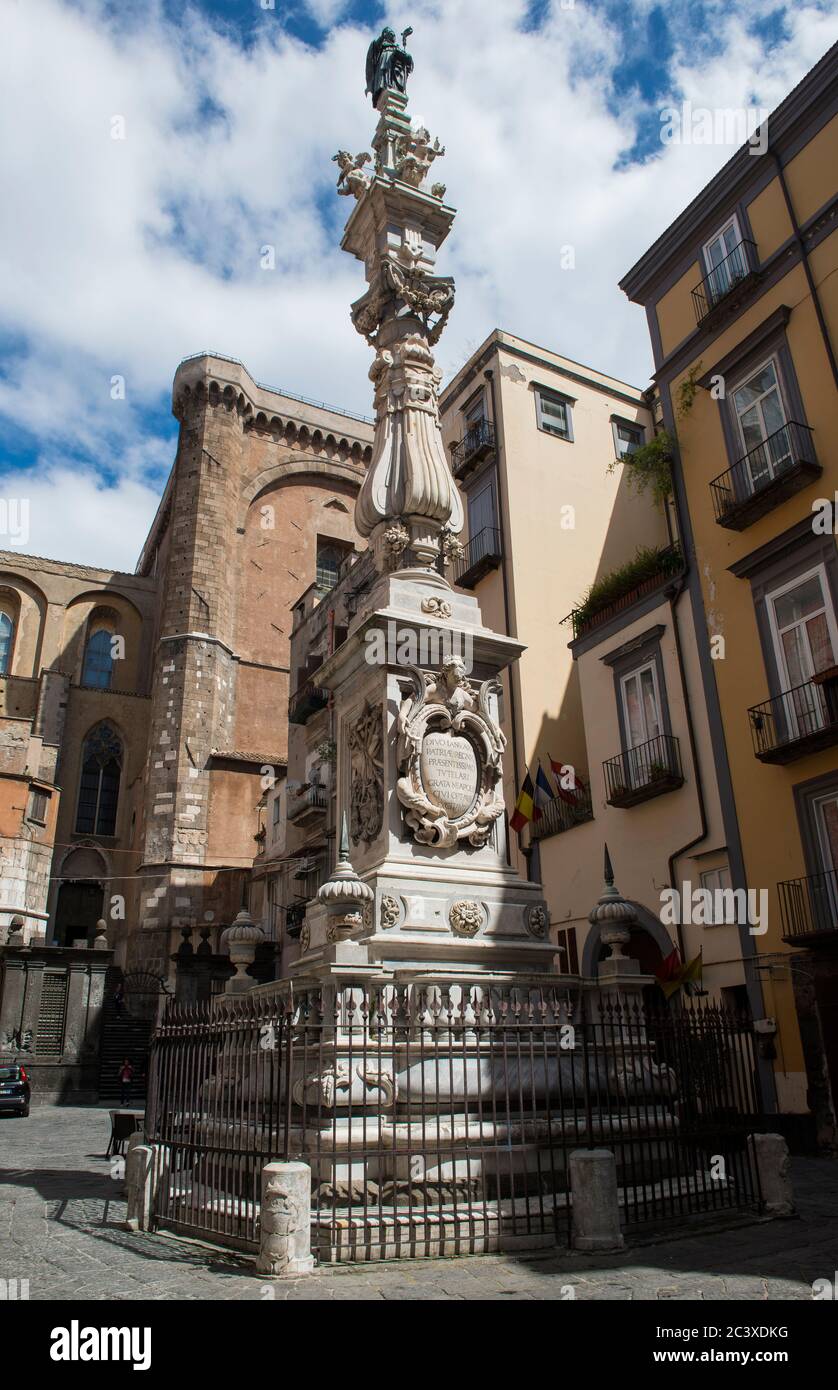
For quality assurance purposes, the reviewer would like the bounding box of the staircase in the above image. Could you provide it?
[97,971,155,1103]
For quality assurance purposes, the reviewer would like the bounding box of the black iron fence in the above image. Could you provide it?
[145,985,763,1261]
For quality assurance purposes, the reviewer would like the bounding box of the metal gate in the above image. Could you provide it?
[145,984,763,1261]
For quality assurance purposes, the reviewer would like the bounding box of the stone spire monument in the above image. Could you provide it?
[292,28,553,987]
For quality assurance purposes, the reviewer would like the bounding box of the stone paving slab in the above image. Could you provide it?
[1,1106,836,1301]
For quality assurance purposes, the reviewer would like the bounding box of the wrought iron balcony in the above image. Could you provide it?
[531,785,594,841]
[450,418,495,479]
[748,673,838,763]
[452,525,503,590]
[288,678,329,725]
[603,734,684,808]
[779,870,838,944]
[691,239,759,325]
[710,422,819,530]
[287,784,329,824]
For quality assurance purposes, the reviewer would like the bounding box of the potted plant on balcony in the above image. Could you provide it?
[647,760,671,783]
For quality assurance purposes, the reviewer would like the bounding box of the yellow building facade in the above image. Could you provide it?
[621,42,838,1144]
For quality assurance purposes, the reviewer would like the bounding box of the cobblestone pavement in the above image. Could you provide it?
[1,1106,836,1301]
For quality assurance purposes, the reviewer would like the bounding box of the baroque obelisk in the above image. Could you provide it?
[291,28,555,985]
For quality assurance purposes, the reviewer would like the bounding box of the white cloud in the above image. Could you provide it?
[0,0,836,568]
[0,462,162,573]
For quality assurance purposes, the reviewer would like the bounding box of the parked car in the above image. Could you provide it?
[0,1064,30,1116]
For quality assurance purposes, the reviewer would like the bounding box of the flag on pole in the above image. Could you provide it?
[656,949,703,1000]
[535,763,554,812]
[510,769,541,834]
[549,754,586,806]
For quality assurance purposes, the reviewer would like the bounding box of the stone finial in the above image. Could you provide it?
[220,909,265,994]
[317,814,373,943]
[589,843,637,960]
[93,919,109,951]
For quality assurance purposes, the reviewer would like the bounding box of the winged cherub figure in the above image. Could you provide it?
[332,149,373,199]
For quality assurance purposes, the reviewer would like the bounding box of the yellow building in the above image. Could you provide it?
[440,335,762,1097]
[621,41,838,1145]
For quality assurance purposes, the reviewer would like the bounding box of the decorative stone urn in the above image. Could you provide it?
[220,909,264,994]
[316,815,374,944]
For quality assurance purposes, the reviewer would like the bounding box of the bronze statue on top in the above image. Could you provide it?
[365,26,413,106]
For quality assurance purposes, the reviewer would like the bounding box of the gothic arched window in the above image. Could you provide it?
[75,723,122,836]
[82,627,114,688]
[0,611,13,675]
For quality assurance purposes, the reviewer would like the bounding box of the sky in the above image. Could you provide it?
[0,0,836,570]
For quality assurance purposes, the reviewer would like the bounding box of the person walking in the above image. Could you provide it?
[119,1058,134,1107]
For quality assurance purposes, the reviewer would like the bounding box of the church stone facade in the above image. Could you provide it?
[0,353,372,978]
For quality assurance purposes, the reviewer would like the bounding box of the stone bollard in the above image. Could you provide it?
[256,1161,315,1278]
[124,1131,156,1232]
[748,1132,795,1216]
[569,1148,625,1251]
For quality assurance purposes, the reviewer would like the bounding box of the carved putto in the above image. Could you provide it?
[396,660,505,849]
[332,149,372,199]
[393,126,445,187]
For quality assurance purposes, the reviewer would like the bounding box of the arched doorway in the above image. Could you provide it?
[53,846,107,947]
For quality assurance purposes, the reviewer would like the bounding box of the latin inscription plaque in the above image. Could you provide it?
[420,731,479,819]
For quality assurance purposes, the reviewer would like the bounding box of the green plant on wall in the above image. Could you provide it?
[609,430,674,505]
[676,360,703,420]
[316,739,337,765]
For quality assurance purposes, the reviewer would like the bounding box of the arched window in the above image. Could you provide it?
[75,723,122,836]
[0,611,13,675]
[82,627,114,688]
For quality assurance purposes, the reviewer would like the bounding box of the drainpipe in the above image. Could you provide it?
[665,575,708,965]
[768,144,838,391]
[484,365,523,873]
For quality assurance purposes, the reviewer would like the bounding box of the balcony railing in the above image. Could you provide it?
[748,673,838,763]
[287,784,329,823]
[691,239,759,324]
[603,733,684,808]
[710,422,819,530]
[450,418,495,479]
[779,870,838,944]
[452,525,503,590]
[288,678,329,726]
[531,785,594,841]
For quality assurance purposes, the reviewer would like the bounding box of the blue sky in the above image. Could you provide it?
[0,0,836,569]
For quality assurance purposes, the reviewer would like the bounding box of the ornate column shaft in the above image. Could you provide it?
[335,31,463,574]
